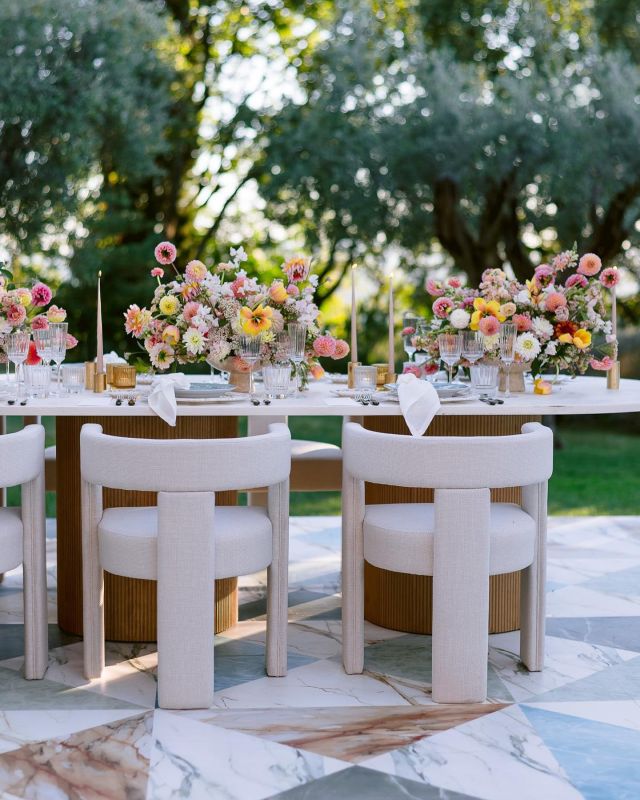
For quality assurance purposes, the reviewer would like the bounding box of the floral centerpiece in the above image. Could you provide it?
[417,249,616,382]
[124,242,349,387]
[0,267,77,364]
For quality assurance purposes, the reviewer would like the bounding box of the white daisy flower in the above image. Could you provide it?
[515,332,541,360]
[183,327,206,355]
[531,317,554,339]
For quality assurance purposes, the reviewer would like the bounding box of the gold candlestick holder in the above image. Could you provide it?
[348,361,361,389]
[84,361,96,390]
[607,361,620,390]
[93,372,107,393]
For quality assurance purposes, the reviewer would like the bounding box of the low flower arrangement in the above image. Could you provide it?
[0,266,77,363]
[418,249,617,377]
[124,242,349,382]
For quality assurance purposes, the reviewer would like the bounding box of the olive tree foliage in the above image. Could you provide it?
[0,0,173,253]
[258,0,640,290]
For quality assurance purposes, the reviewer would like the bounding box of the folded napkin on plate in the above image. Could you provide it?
[396,373,441,437]
[148,373,190,426]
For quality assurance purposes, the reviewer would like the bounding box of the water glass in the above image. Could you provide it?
[437,333,462,384]
[62,364,86,394]
[470,364,500,400]
[6,331,30,401]
[498,323,517,398]
[24,364,51,399]
[263,363,291,400]
[287,323,307,390]
[462,331,484,364]
[49,322,68,395]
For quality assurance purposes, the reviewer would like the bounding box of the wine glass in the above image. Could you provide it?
[402,314,419,360]
[498,322,517,398]
[239,333,262,396]
[33,330,53,366]
[437,333,462,384]
[49,322,68,396]
[6,331,30,402]
[287,323,307,391]
[461,331,484,365]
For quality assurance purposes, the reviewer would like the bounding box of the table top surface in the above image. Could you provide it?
[1,374,639,418]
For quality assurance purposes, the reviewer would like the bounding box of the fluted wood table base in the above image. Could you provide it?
[363,414,541,634]
[56,416,238,641]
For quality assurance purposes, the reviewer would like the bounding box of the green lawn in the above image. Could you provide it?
[4,416,639,517]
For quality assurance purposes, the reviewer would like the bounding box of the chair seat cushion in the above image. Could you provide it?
[0,507,23,572]
[98,506,273,581]
[291,439,341,462]
[364,502,536,576]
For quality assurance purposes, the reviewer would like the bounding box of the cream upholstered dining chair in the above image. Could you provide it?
[80,422,291,709]
[0,424,48,679]
[341,421,553,704]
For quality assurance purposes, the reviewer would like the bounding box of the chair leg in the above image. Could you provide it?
[22,473,48,679]
[520,483,547,671]
[432,488,490,703]
[342,471,365,674]
[266,479,289,677]
[157,492,215,709]
[82,480,104,679]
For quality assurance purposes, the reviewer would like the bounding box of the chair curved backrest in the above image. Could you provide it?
[343,421,552,489]
[0,425,45,488]
[80,422,291,491]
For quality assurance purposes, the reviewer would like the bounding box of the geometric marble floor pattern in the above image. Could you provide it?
[0,516,639,799]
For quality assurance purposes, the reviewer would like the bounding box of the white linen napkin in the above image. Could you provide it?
[148,373,190,426]
[396,373,441,437]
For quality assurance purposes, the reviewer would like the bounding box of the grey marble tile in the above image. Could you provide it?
[0,624,80,662]
[267,765,480,799]
[239,588,330,622]
[546,616,640,653]
[532,653,640,703]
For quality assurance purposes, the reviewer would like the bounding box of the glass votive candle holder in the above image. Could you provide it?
[263,363,291,399]
[62,364,86,394]
[470,363,500,399]
[25,365,51,399]
[353,365,378,391]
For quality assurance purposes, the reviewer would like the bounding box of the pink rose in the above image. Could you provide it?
[154,241,177,265]
[432,297,453,319]
[313,334,337,358]
[545,292,567,313]
[512,314,532,332]
[401,326,415,336]
[151,267,164,278]
[478,316,500,336]
[7,304,26,326]
[590,356,614,371]
[577,253,601,276]
[31,315,49,330]
[332,339,350,359]
[425,278,444,297]
[65,333,78,350]
[565,274,588,289]
[31,282,53,307]
[600,267,620,288]
[447,276,462,289]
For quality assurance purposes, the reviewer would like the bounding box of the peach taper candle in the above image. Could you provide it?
[350,263,358,363]
[387,271,395,374]
[96,270,104,375]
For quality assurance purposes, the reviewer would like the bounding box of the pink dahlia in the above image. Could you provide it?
[154,241,177,265]
[432,297,453,318]
[185,260,207,283]
[577,253,601,276]
[600,267,620,288]
[590,356,614,371]
[150,267,164,278]
[31,282,53,307]
[425,278,444,297]
[6,304,26,326]
[478,316,500,336]
[65,333,78,350]
[182,301,202,323]
[565,274,588,289]
[513,314,532,332]
[31,315,49,330]
[332,339,350,359]
[534,265,554,288]
[545,292,568,313]
[447,276,463,289]
[313,334,337,358]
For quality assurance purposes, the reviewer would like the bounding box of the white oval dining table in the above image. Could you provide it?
[2,375,639,641]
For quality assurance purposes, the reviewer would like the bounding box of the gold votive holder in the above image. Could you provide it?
[93,372,107,393]
[106,362,118,387]
[110,364,137,389]
[84,361,96,390]
[385,371,397,386]
[372,363,391,387]
[347,361,361,389]
[607,360,620,390]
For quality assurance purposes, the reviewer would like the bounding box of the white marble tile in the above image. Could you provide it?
[524,700,640,733]
[362,704,583,800]
[488,632,638,702]
[148,709,351,800]
[212,658,411,710]
[0,709,143,754]
[547,558,640,587]
[546,585,640,617]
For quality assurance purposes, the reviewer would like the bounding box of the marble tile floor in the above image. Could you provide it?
[0,515,638,799]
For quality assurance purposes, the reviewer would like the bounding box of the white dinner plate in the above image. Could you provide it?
[175,394,246,405]
[439,393,480,403]
[174,383,235,399]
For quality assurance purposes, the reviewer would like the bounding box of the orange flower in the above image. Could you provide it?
[470,298,506,331]
[558,328,591,349]
[240,304,273,335]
